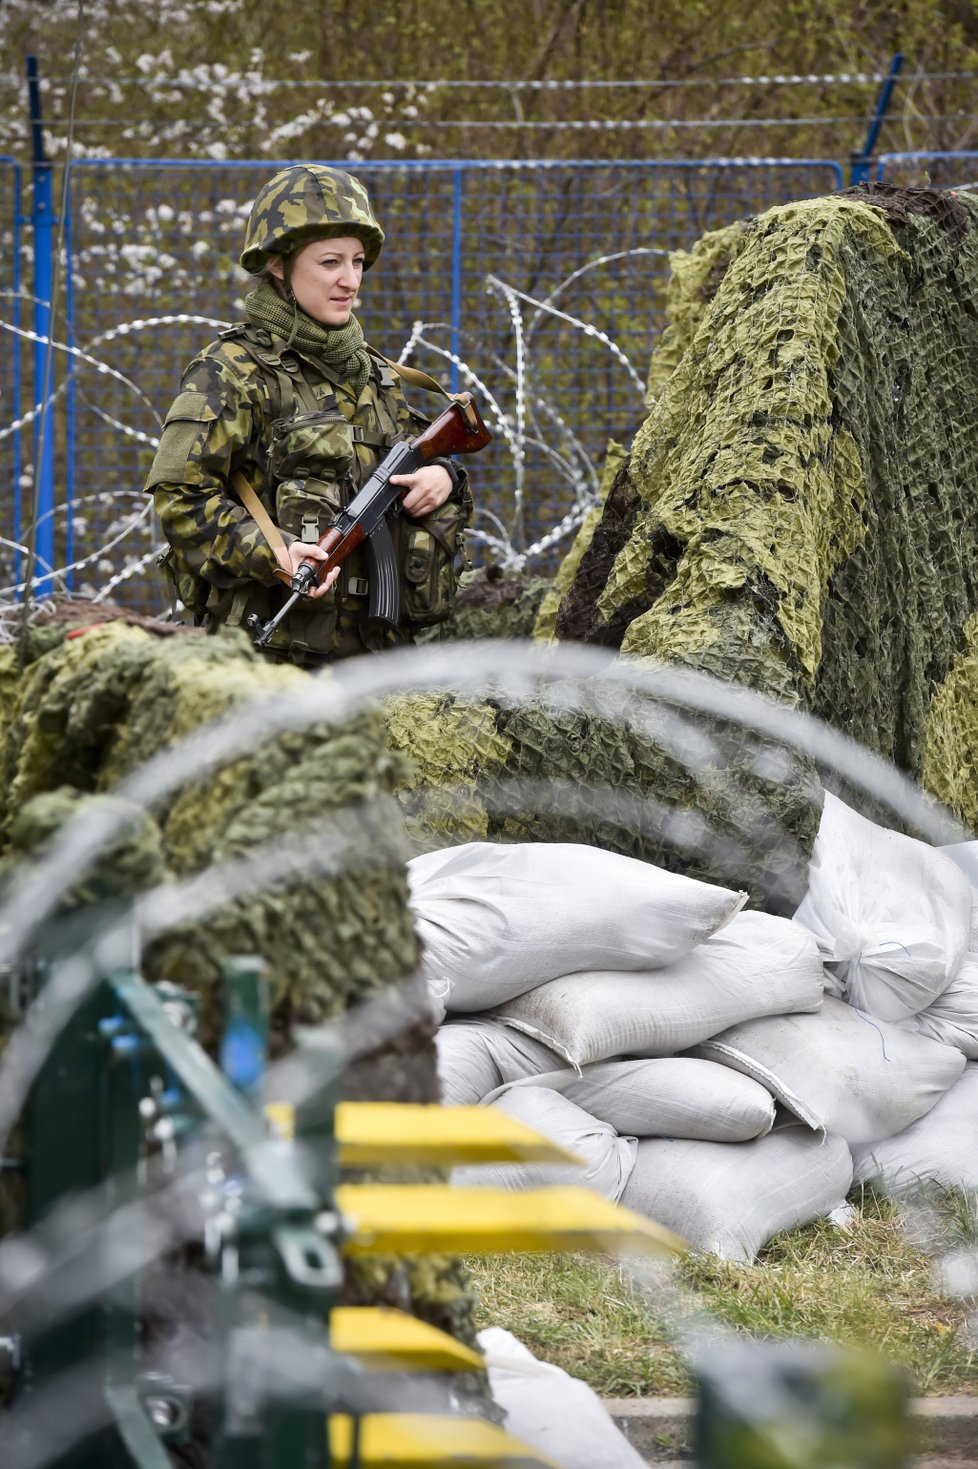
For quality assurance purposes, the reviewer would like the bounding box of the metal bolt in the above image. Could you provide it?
[145,1396,179,1430]
[161,1001,191,1032]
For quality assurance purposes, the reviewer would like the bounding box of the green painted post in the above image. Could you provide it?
[18,919,347,1469]
[23,927,133,1468]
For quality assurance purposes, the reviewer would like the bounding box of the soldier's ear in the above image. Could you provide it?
[265,254,284,281]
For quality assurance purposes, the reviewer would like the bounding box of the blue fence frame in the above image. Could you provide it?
[60,147,978,612]
[30,153,846,606]
[1,158,22,592]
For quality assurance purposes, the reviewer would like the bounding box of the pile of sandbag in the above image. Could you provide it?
[411,797,978,1263]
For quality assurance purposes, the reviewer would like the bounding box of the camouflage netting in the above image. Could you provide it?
[555,186,978,822]
[923,612,978,833]
[418,439,626,649]
[393,186,978,890]
[1,619,418,1042]
[419,564,553,643]
[0,611,484,1376]
[532,439,626,643]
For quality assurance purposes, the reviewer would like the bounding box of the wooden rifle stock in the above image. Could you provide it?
[413,393,493,461]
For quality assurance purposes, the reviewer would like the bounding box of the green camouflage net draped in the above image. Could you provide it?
[532,440,626,643]
[923,613,978,833]
[392,186,978,891]
[0,622,419,1048]
[0,617,483,1370]
[554,187,978,819]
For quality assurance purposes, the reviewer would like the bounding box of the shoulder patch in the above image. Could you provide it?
[163,390,220,424]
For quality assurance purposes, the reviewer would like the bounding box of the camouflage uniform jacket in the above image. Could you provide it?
[146,321,471,663]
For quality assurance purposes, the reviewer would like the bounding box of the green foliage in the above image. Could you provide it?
[5,0,978,163]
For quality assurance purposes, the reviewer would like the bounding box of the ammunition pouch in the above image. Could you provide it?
[398,493,470,628]
[268,409,357,486]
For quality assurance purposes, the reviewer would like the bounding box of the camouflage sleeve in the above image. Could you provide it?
[146,346,288,590]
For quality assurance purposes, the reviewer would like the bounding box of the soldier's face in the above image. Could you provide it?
[279,236,366,326]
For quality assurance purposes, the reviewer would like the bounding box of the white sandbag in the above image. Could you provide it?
[409,841,746,1012]
[794,792,972,1021]
[901,876,978,1057]
[478,1327,648,1469]
[692,994,966,1144]
[940,840,978,892]
[619,1124,853,1263]
[488,909,823,1068]
[904,953,978,1059]
[488,1058,776,1143]
[452,1086,637,1201]
[852,1063,978,1193]
[435,1019,563,1106]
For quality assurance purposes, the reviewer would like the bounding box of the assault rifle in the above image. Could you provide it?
[246,393,492,650]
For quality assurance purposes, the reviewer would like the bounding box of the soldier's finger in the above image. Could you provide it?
[307,567,340,598]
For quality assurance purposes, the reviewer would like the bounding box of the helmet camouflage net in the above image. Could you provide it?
[240,164,385,274]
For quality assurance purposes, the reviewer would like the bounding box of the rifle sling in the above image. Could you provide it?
[232,355,457,565]
[232,471,288,559]
[366,347,456,402]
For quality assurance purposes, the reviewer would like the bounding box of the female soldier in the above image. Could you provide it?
[146,164,471,664]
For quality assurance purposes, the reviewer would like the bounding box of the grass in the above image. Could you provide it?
[466,1187,978,1398]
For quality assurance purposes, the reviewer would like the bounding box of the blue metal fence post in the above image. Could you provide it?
[851,53,904,185]
[450,166,462,394]
[64,188,75,582]
[27,54,57,594]
[10,162,23,589]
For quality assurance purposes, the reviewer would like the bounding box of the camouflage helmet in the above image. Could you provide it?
[239,164,384,274]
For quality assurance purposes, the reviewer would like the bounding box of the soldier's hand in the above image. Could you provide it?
[392,464,453,518]
[274,541,340,598]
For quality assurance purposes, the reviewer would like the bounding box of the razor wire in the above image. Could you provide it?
[0,276,635,598]
[35,71,978,89]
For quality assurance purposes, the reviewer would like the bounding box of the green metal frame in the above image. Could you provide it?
[17,916,355,1469]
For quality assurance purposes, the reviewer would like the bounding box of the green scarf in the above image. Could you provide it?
[243,280,372,399]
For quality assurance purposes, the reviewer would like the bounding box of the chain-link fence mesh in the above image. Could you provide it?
[10,156,843,607]
[878,151,978,188]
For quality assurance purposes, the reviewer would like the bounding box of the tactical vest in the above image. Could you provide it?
[161,322,469,665]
